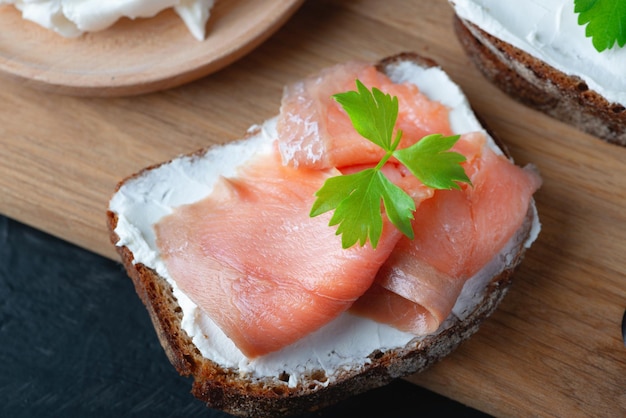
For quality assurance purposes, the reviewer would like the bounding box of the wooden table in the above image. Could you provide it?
[1,0,625,416]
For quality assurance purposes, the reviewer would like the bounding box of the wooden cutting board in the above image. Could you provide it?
[1,0,624,416]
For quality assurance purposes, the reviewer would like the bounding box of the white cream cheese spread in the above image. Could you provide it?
[109,61,541,387]
[1,0,215,41]
[450,0,626,107]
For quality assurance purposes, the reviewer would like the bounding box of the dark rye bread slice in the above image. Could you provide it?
[106,52,539,417]
[452,16,626,146]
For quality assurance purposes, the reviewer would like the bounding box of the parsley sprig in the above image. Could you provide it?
[310,80,471,249]
[574,0,626,52]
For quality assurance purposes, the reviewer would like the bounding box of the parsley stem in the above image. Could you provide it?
[374,130,403,171]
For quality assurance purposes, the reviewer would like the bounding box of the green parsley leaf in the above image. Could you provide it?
[394,133,471,190]
[310,79,471,249]
[311,169,416,249]
[333,80,399,149]
[574,0,626,52]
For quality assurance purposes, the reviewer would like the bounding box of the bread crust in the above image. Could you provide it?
[106,53,538,417]
[453,16,626,146]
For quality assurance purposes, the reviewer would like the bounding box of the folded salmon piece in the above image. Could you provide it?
[276,61,452,170]
[153,150,404,358]
[350,132,542,334]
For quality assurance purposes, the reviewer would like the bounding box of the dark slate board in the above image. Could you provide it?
[0,215,489,417]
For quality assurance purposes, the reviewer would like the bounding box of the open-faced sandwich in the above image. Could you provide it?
[107,52,542,417]
[450,0,626,145]
[0,0,215,40]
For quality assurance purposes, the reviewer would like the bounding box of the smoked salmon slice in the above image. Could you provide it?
[276,61,452,170]
[350,132,542,334]
[154,150,404,358]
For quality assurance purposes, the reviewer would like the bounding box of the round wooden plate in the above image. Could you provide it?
[0,0,305,97]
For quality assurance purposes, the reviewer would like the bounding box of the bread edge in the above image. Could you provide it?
[106,52,538,417]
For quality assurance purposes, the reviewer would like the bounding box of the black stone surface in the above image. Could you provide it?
[0,215,490,417]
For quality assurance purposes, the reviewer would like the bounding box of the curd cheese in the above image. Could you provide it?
[1,0,215,41]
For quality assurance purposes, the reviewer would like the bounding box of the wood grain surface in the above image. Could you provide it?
[1,0,625,416]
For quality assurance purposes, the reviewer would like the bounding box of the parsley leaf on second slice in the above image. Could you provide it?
[574,0,626,52]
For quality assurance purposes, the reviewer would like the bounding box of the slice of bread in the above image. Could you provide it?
[106,52,541,417]
[452,12,626,146]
